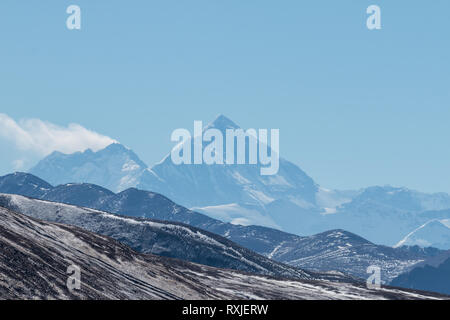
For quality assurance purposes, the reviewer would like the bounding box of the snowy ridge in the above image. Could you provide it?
[395,219,450,250]
[0,205,446,300]
[0,173,443,282]
[0,193,316,281]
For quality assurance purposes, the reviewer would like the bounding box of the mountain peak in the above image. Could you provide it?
[205,114,241,132]
[0,172,53,197]
[29,142,148,193]
[103,142,130,153]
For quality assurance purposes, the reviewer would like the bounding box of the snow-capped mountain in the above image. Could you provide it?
[395,219,450,250]
[323,186,450,246]
[0,172,442,282]
[26,115,450,247]
[30,143,148,193]
[138,115,322,233]
[1,206,443,300]
[29,115,324,234]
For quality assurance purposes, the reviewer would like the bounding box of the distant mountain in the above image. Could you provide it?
[138,115,322,233]
[0,172,442,282]
[27,115,450,247]
[322,186,450,246]
[1,206,442,300]
[395,219,450,250]
[29,115,324,234]
[260,229,441,283]
[138,115,317,209]
[30,143,148,193]
[390,251,450,296]
[344,186,450,213]
[0,172,52,198]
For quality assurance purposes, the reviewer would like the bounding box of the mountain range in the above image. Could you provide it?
[0,172,442,283]
[29,115,450,248]
[1,205,443,300]
[0,192,323,282]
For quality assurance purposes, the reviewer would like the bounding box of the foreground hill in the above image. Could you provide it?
[0,206,445,300]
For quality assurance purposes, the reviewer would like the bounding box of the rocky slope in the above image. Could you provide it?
[0,206,445,300]
[0,193,324,281]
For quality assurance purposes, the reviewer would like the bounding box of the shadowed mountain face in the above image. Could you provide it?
[0,205,446,300]
[0,173,442,282]
[390,251,450,296]
[0,172,52,198]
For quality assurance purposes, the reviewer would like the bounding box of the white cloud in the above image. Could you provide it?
[0,113,117,156]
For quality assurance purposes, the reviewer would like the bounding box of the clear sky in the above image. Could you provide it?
[0,1,449,193]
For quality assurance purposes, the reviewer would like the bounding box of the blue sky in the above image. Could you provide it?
[0,1,449,193]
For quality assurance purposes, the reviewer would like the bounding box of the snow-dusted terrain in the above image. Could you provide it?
[0,193,346,282]
[0,174,442,282]
[322,186,450,246]
[395,219,450,250]
[28,115,450,248]
[258,229,440,283]
[0,206,445,300]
